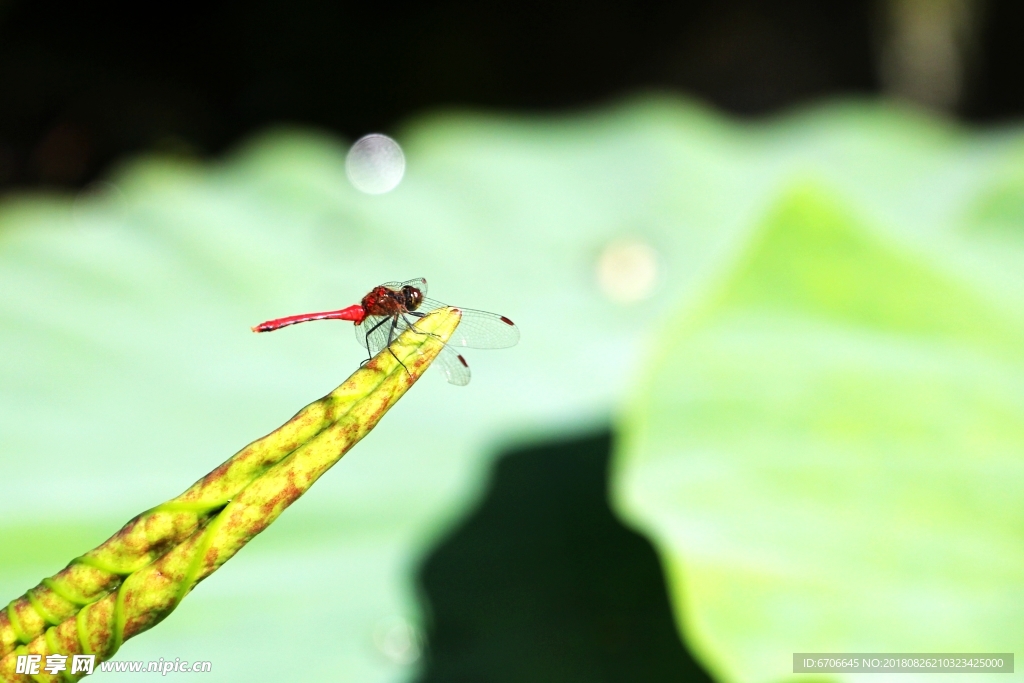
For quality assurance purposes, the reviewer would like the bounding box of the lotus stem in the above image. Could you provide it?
[0,307,462,682]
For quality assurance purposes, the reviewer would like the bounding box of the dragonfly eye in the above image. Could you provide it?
[403,286,423,311]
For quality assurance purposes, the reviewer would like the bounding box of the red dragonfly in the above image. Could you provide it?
[252,278,519,385]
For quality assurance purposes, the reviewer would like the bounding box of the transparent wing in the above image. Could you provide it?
[401,277,427,295]
[359,311,435,353]
[378,278,428,295]
[355,311,471,385]
[434,344,471,386]
[412,297,519,349]
[354,314,399,356]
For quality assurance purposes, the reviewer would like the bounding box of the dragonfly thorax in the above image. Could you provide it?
[361,285,424,317]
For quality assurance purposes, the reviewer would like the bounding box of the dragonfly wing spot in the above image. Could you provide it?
[434,345,471,385]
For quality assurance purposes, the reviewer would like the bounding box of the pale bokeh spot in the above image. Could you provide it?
[372,615,421,665]
[346,134,406,195]
[596,237,660,304]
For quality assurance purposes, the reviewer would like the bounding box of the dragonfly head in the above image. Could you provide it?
[402,284,424,311]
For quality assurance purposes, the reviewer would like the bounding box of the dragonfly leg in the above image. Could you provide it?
[385,315,412,378]
[363,315,393,365]
[403,312,443,341]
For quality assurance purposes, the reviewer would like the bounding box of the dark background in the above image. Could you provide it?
[1,0,1020,190]
[416,433,715,682]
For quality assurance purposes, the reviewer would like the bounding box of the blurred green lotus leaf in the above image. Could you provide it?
[0,99,759,681]
[613,184,1024,683]
[4,97,1024,682]
[963,143,1024,240]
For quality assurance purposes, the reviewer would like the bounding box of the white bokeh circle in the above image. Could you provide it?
[346,133,406,195]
